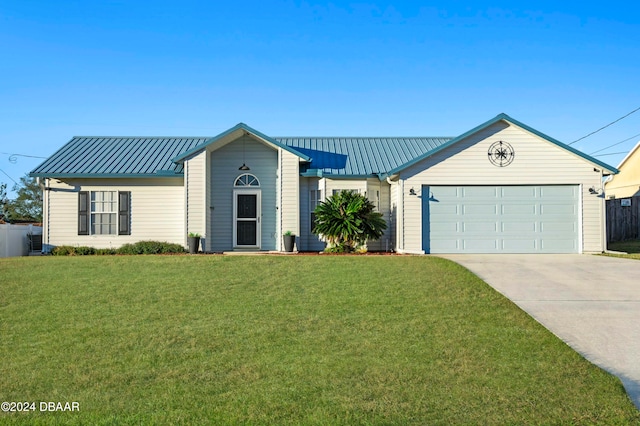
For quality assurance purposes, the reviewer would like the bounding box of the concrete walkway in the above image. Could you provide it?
[437,254,640,410]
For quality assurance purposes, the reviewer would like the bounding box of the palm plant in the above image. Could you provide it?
[312,190,387,252]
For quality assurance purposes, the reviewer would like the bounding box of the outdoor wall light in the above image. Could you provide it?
[409,188,417,196]
[589,186,602,195]
[239,137,250,170]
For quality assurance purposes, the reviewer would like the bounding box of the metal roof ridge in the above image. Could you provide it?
[276,136,455,139]
[70,136,210,139]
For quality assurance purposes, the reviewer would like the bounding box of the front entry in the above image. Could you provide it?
[233,189,261,248]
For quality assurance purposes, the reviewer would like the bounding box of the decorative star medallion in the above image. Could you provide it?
[488,140,515,167]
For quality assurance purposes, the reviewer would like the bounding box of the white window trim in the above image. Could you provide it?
[91,191,117,235]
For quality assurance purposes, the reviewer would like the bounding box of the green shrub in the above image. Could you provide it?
[313,190,387,253]
[74,246,96,256]
[116,241,185,255]
[51,241,185,256]
[95,248,117,255]
[51,246,76,256]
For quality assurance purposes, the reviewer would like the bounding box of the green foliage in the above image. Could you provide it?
[50,246,75,256]
[0,182,8,220]
[50,241,185,256]
[3,174,42,222]
[51,246,96,256]
[116,241,186,255]
[312,190,387,252]
[95,248,117,255]
[188,232,200,237]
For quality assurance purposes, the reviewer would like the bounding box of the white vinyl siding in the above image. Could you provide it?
[280,149,300,249]
[210,136,277,251]
[44,178,185,249]
[185,150,207,248]
[399,121,605,253]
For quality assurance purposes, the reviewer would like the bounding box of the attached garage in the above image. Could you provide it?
[423,185,580,253]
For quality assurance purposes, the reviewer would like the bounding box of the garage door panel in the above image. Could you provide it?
[430,238,459,251]
[431,222,458,233]
[540,221,577,232]
[502,186,536,197]
[502,239,537,252]
[540,186,578,198]
[502,204,536,215]
[501,221,536,233]
[463,204,498,215]
[463,221,498,233]
[541,239,577,251]
[462,187,498,198]
[463,239,499,251]
[433,186,459,198]
[541,204,577,215]
[424,185,579,254]
[430,203,458,215]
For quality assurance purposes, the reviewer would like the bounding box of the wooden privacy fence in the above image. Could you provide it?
[606,196,640,243]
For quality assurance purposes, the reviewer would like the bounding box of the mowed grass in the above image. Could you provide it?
[606,239,640,260]
[0,256,638,425]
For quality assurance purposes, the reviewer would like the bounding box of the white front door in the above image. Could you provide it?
[233,189,261,248]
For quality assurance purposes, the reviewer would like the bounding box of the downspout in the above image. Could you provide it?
[386,176,395,252]
[37,177,49,252]
[600,169,607,252]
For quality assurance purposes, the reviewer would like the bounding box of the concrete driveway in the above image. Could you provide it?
[438,254,640,410]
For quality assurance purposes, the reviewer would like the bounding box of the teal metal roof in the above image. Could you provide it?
[380,113,618,177]
[31,137,207,178]
[172,122,312,163]
[276,137,452,177]
[30,114,618,179]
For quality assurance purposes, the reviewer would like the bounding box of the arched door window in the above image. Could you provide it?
[234,174,260,187]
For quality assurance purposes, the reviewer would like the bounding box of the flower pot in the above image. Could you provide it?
[283,234,296,252]
[188,236,200,254]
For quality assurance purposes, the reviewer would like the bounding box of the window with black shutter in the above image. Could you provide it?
[78,191,89,235]
[118,191,131,235]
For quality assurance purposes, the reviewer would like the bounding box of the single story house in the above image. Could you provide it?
[30,113,618,254]
[604,140,640,199]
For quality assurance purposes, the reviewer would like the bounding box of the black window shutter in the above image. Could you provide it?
[78,191,89,235]
[118,191,131,235]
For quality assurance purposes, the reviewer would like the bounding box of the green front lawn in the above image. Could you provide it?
[606,239,640,260]
[1,256,637,424]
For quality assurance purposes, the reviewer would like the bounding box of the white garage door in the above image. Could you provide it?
[423,185,579,253]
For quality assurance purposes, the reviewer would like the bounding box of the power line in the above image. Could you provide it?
[589,132,640,155]
[592,151,631,157]
[0,168,18,185]
[568,106,640,145]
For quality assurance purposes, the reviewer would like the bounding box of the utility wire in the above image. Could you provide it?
[592,151,631,157]
[0,168,18,185]
[589,132,640,155]
[568,106,640,145]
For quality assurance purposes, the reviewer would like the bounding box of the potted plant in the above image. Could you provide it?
[283,230,296,252]
[188,232,201,254]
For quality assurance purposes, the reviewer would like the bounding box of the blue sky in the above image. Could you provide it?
[1,1,639,195]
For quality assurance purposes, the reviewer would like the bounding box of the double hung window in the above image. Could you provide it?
[78,191,130,235]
